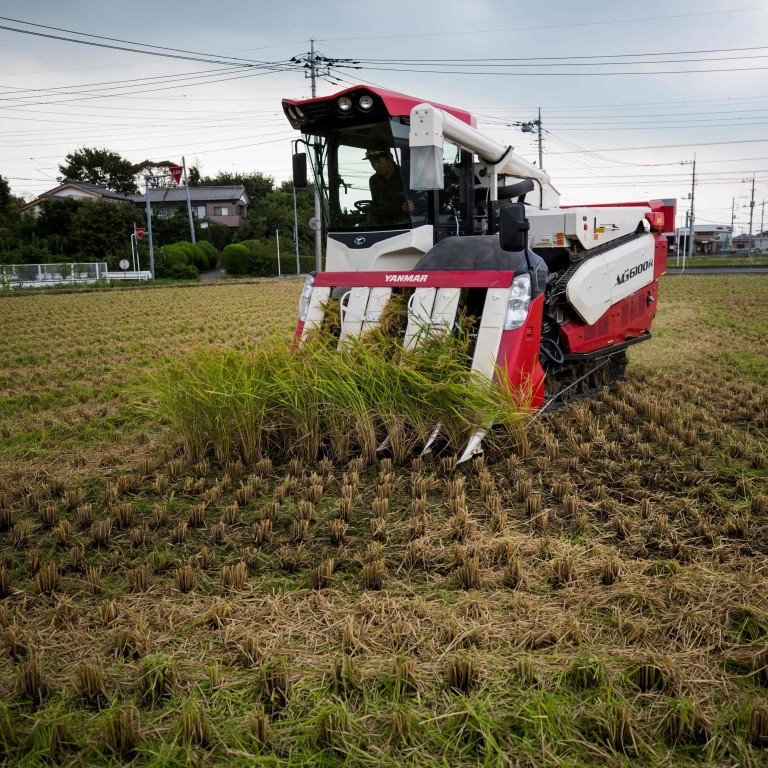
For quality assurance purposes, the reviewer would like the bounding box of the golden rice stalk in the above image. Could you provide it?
[222,562,247,591]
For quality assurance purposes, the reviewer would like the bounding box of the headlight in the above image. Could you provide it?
[298,274,315,322]
[294,106,305,120]
[358,95,374,111]
[338,96,352,112]
[504,273,531,330]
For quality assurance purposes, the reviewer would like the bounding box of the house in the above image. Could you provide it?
[732,231,768,252]
[671,224,733,256]
[20,180,132,215]
[128,186,249,231]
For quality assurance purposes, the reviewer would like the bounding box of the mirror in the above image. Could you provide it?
[498,202,530,252]
[292,152,307,188]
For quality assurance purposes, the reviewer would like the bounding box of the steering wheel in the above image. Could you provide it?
[354,200,373,212]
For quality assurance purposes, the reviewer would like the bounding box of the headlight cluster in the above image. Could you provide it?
[504,273,531,330]
[285,105,306,123]
[337,94,374,113]
[298,274,315,322]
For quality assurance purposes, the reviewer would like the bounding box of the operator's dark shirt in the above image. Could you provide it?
[369,167,409,225]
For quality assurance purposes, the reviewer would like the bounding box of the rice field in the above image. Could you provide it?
[0,275,766,767]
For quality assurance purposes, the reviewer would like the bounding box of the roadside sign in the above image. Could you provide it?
[169,166,183,184]
[119,259,130,270]
[308,217,317,231]
[136,227,146,239]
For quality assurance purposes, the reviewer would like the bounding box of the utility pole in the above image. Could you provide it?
[680,155,696,266]
[292,185,300,274]
[182,157,196,244]
[310,38,322,272]
[747,173,756,254]
[518,110,543,170]
[144,176,155,280]
[761,199,766,251]
[537,107,543,170]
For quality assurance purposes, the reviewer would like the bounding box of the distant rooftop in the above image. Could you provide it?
[59,179,132,201]
[128,186,248,204]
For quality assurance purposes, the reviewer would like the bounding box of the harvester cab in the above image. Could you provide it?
[283,86,675,462]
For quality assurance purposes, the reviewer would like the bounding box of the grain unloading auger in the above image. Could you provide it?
[284,87,675,463]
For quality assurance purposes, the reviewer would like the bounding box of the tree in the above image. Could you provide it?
[35,198,85,259]
[0,180,23,265]
[153,207,203,246]
[69,201,142,265]
[58,148,138,196]
[133,159,181,190]
[197,171,274,204]
[187,165,201,186]
[0,174,10,213]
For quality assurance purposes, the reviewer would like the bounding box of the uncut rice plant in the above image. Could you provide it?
[149,322,522,466]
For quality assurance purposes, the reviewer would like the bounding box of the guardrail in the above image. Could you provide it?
[1,262,109,288]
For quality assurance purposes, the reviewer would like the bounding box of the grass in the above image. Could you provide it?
[0,275,766,766]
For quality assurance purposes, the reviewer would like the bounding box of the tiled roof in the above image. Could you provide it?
[61,180,132,201]
[128,186,248,204]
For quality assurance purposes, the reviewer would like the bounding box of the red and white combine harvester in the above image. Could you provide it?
[283,86,675,462]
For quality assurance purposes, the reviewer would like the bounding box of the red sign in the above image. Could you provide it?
[136,227,146,239]
[169,166,183,184]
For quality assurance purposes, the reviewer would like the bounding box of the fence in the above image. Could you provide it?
[1,262,110,288]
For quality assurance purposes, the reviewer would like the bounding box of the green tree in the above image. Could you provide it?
[0,194,24,265]
[197,171,274,205]
[205,223,232,252]
[69,201,142,265]
[0,174,10,212]
[187,165,201,186]
[58,147,138,196]
[133,159,180,191]
[153,207,203,246]
[35,198,85,259]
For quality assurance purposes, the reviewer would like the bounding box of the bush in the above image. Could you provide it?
[207,223,232,252]
[196,240,217,268]
[238,239,268,276]
[155,243,202,280]
[221,243,250,276]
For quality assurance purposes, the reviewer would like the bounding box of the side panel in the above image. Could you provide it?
[494,294,546,408]
[566,233,655,325]
[559,280,659,355]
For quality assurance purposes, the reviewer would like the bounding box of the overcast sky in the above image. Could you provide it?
[2,1,768,234]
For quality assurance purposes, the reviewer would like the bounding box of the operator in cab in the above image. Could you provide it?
[365,148,422,226]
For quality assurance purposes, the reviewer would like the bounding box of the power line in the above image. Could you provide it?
[316,6,767,41]
[0,16,296,67]
[340,62,768,76]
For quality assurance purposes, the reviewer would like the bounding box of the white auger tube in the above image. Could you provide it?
[408,103,559,208]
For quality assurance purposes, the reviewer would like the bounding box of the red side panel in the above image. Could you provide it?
[560,281,660,355]
[292,320,305,350]
[494,294,546,409]
[653,232,668,279]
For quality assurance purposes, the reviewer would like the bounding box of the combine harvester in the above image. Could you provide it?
[283,86,674,462]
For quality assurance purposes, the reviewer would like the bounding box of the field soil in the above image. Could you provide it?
[0,275,766,767]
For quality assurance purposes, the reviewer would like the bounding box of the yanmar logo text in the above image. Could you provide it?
[385,274,429,283]
[616,259,653,286]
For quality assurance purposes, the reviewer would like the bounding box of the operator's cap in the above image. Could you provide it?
[364,148,391,161]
